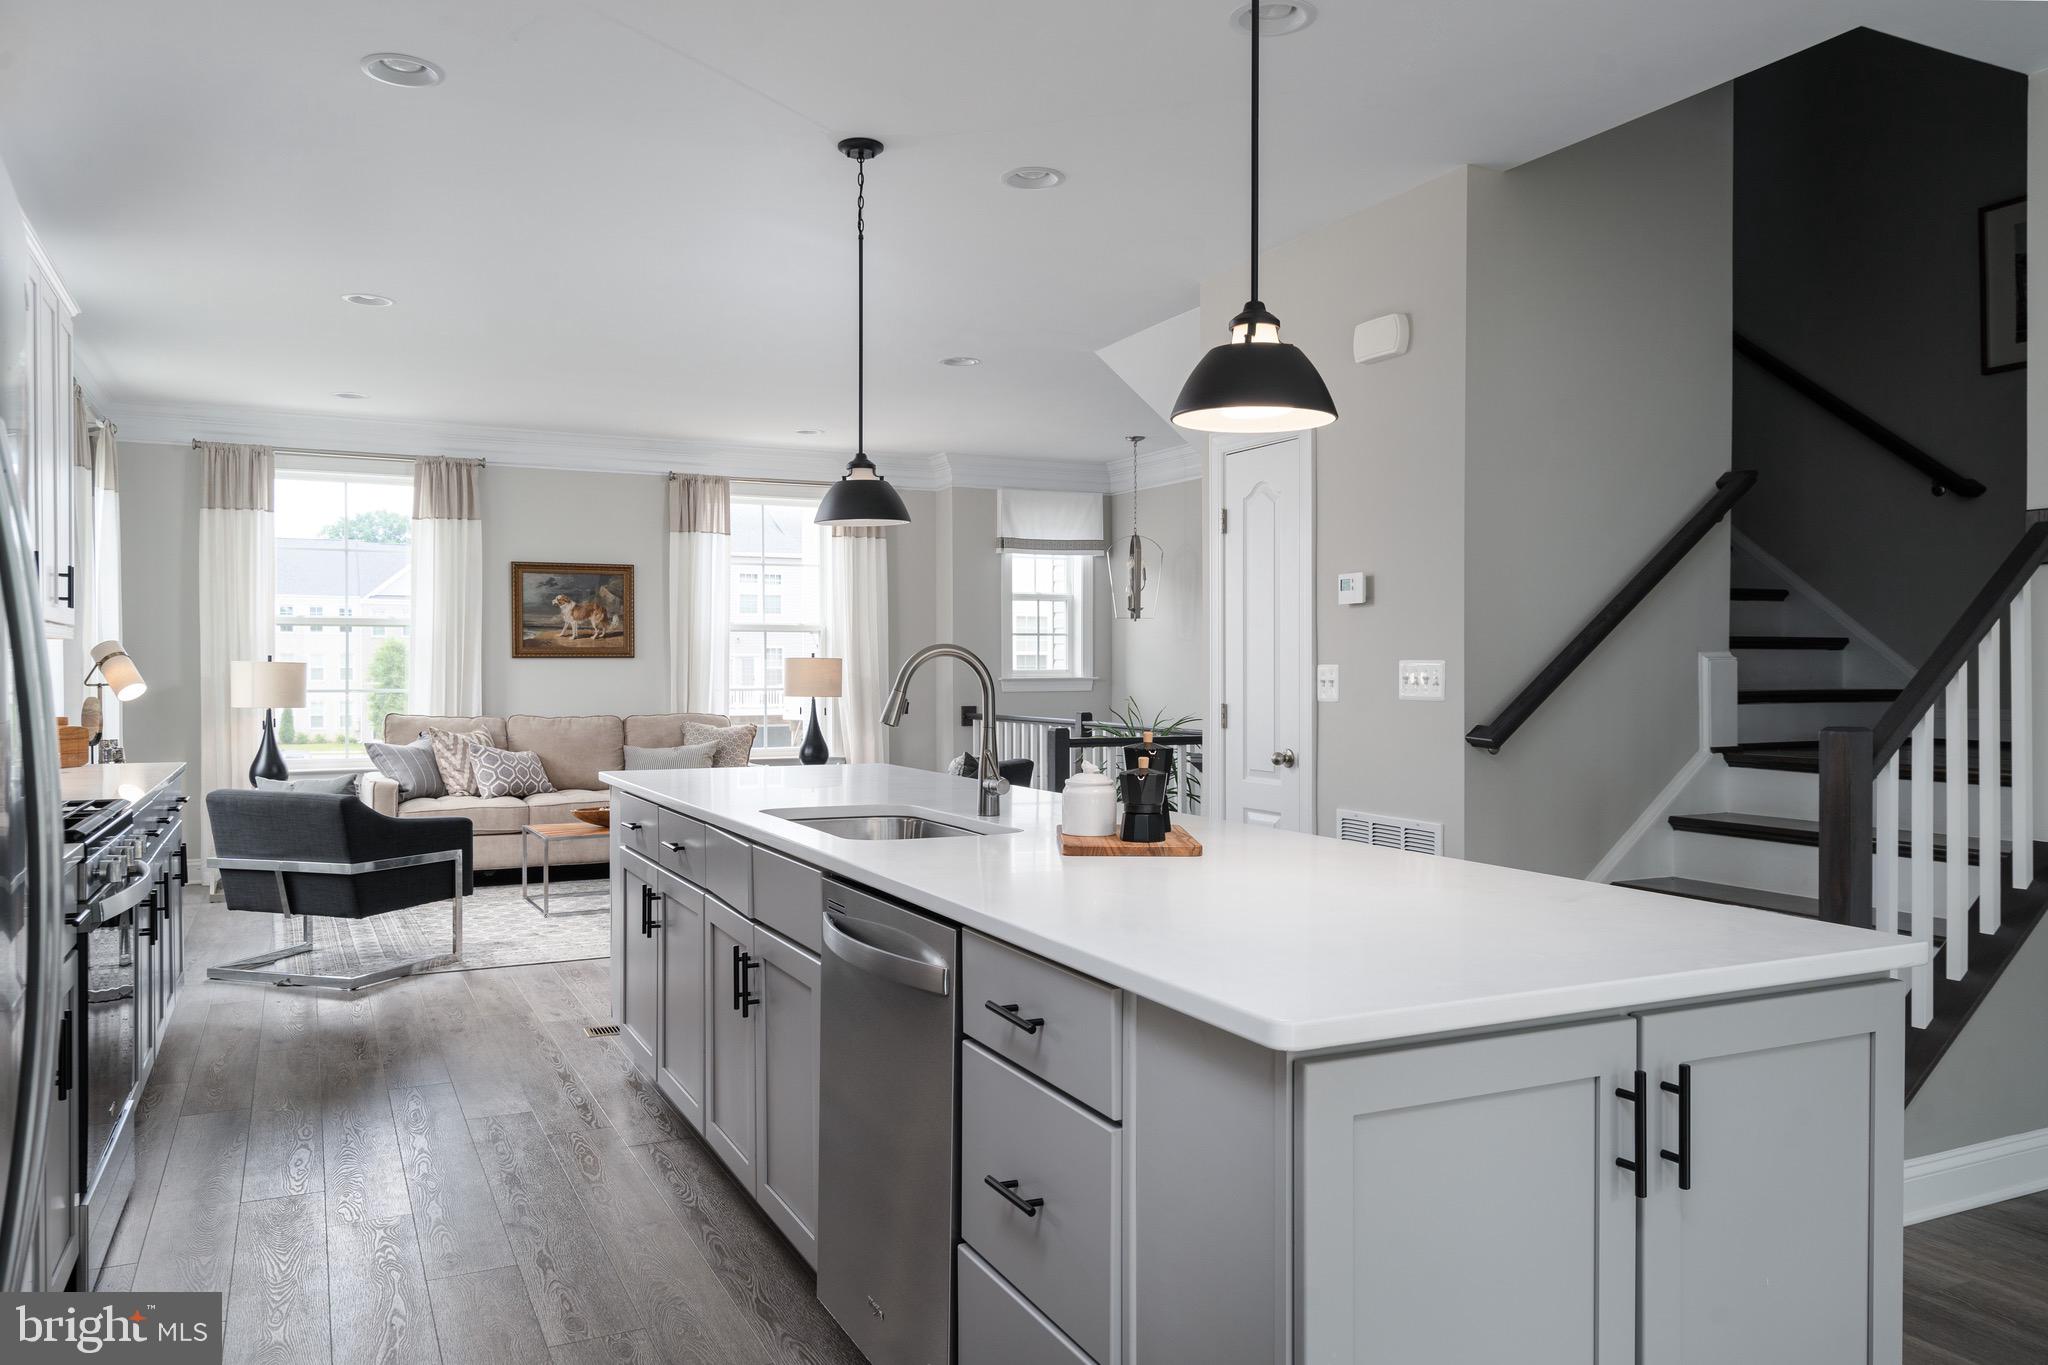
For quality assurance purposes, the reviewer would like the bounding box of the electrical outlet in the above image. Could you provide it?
[1317,664,1340,701]
[1398,660,1445,701]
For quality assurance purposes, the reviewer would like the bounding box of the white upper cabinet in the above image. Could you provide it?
[23,232,77,635]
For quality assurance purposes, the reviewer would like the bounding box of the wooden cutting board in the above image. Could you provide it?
[1058,825,1202,857]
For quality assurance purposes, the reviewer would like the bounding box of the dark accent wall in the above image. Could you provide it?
[1734,28,2027,665]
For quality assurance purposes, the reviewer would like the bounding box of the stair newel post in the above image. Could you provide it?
[1817,727,1875,928]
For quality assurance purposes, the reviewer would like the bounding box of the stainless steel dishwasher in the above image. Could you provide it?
[817,879,960,1365]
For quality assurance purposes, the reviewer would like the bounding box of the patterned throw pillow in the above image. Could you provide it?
[422,727,492,797]
[623,740,721,770]
[469,745,557,799]
[364,735,444,800]
[682,721,758,768]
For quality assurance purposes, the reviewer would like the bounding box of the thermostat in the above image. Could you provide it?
[1336,572,1371,605]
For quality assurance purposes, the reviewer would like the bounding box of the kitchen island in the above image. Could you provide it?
[605,762,1924,1365]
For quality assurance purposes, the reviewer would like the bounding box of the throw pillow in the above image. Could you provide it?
[682,721,759,768]
[255,771,361,796]
[364,735,445,800]
[623,740,721,770]
[423,727,492,797]
[469,745,557,799]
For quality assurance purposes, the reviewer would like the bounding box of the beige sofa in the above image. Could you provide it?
[360,711,732,871]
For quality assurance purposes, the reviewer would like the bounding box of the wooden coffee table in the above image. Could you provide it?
[520,821,608,916]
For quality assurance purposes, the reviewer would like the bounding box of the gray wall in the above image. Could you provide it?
[116,440,203,768]
[1734,30,2028,664]
[1201,168,1473,850]
[1106,476,1206,725]
[1462,86,1735,878]
[885,489,943,771]
[1905,915,2048,1157]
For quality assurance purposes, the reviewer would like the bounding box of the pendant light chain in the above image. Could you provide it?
[1129,436,1142,536]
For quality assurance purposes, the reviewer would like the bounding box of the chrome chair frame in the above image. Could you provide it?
[205,847,465,991]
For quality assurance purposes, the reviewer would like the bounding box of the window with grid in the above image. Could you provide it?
[727,492,824,755]
[270,458,413,768]
[1003,551,1093,684]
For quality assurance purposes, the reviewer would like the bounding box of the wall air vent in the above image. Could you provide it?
[1335,809,1443,857]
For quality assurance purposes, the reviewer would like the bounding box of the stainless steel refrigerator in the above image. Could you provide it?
[0,430,65,1291]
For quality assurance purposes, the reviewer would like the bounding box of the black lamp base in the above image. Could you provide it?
[249,709,290,786]
[799,701,830,766]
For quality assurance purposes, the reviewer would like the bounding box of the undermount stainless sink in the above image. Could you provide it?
[785,814,983,841]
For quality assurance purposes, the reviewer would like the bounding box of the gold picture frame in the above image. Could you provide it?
[510,561,635,659]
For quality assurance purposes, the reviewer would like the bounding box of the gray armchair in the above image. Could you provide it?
[205,789,473,991]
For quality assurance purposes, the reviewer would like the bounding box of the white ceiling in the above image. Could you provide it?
[2,0,2045,466]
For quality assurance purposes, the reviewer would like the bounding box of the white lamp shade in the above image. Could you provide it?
[231,659,307,709]
[784,656,843,699]
[90,640,147,702]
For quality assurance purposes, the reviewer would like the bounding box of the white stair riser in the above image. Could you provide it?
[1738,699,1893,744]
[1668,829,1987,917]
[1731,647,1846,691]
[1704,767,2012,838]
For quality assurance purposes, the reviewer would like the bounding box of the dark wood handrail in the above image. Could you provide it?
[1466,469,1757,754]
[1733,333,1987,499]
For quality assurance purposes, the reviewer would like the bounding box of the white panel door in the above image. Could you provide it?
[1220,436,1310,830]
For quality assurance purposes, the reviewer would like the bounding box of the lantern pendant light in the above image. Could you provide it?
[816,136,913,527]
[1171,8,1337,434]
[1124,436,1148,620]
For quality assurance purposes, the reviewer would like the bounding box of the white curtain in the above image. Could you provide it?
[667,474,730,712]
[411,457,484,716]
[80,409,122,740]
[198,442,275,886]
[997,488,1109,553]
[823,525,889,763]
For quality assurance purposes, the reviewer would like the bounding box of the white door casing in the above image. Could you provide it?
[1208,433,1315,832]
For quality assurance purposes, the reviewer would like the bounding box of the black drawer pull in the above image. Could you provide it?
[660,839,686,854]
[984,1000,1045,1035]
[56,564,74,607]
[734,948,761,1017]
[175,844,189,886]
[984,1176,1043,1218]
[54,1009,72,1099]
[621,820,644,831]
[640,884,663,937]
[1614,1069,1648,1199]
[1660,1064,1692,1191]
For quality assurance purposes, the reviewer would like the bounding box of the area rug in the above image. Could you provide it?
[287,877,611,974]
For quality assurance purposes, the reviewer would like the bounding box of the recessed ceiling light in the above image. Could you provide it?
[1231,2,1317,35]
[361,53,444,87]
[795,428,825,436]
[333,392,367,400]
[342,293,394,307]
[940,356,982,367]
[1001,166,1065,190]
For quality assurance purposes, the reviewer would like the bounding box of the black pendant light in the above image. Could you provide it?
[1172,8,1336,434]
[816,137,912,527]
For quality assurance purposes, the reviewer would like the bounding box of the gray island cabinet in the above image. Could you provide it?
[605,763,1920,1365]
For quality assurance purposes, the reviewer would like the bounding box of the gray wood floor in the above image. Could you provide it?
[117,899,865,1365]
[1905,1191,2048,1364]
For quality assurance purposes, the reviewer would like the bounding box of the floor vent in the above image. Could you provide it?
[1335,809,1444,857]
[584,1023,621,1038]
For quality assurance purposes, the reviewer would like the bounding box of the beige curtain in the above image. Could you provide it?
[668,474,731,712]
[198,442,275,883]
[411,456,484,716]
[823,524,889,763]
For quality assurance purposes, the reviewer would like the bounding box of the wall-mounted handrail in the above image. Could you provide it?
[1733,332,1987,499]
[1465,469,1757,755]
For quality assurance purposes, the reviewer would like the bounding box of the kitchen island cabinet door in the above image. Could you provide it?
[1637,980,1902,1365]
[752,924,820,1267]
[655,870,708,1133]
[704,896,758,1191]
[618,853,660,1078]
[1296,1018,1638,1365]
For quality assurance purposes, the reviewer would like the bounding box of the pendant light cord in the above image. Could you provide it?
[1249,5,1259,306]
[856,157,866,457]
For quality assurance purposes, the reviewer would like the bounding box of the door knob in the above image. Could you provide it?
[1271,748,1296,768]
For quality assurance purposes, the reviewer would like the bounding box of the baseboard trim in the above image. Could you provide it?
[1903,1125,2048,1224]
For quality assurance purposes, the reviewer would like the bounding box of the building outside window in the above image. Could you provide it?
[727,492,823,755]
[1002,550,1094,686]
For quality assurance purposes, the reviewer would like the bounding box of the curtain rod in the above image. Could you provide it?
[674,471,828,489]
[193,441,486,467]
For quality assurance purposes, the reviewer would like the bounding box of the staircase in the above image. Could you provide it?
[1613,531,2048,1101]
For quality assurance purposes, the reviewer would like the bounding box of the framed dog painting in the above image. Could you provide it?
[511,562,636,659]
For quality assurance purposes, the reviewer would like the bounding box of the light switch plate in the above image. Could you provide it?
[1398,660,1446,701]
[1336,571,1370,606]
[1317,664,1340,701]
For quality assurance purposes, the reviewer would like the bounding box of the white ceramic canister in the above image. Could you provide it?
[1062,759,1118,838]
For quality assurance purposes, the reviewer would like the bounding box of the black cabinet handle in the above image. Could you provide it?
[1615,1069,1648,1199]
[621,820,644,831]
[1660,1064,1692,1191]
[734,948,761,1017]
[56,564,74,607]
[54,1009,72,1100]
[984,1001,1045,1035]
[640,884,662,937]
[660,839,686,854]
[984,1176,1044,1218]
[175,843,189,886]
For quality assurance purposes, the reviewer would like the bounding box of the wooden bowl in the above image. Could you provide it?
[572,805,610,829]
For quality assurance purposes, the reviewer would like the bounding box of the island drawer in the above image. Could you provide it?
[752,846,822,953]
[613,792,659,861]
[957,1243,1097,1365]
[960,1041,1119,1364]
[656,807,706,882]
[964,931,1122,1119]
[703,824,752,916]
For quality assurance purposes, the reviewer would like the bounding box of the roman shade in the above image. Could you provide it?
[996,489,1108,553]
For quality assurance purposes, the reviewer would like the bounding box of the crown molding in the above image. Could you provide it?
[1105,441,1202,492]
[103,398,1115,493]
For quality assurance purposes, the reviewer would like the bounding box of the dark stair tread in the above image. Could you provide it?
[1615,876,1820,919]
[1716,740,2013,787]
[1905,880,2048,1103]
[1729,635,1850,651]
[1731,586,1790,601]
[1737,687,1902,704]
[1666,812,2034,867]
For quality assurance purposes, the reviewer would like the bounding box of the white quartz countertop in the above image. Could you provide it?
[60,761,185,806]
[603,764,1927,1052]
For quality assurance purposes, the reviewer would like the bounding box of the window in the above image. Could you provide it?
[270,457,413,768]
[1003,551,1095,688]
[727,492,824,755]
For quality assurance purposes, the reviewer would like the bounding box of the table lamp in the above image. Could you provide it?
[785,655,843,766]
[232,657,307,785]
[82,639,146,761]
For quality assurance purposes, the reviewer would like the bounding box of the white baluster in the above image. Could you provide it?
[1875,754,1900,936]
[2014,579,2034,891]
[1979,621,2003,935]
[1910,709,1936,1028]
[1945,669,1971,981]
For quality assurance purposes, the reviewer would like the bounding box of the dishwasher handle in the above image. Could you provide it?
[823,911,950,996]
